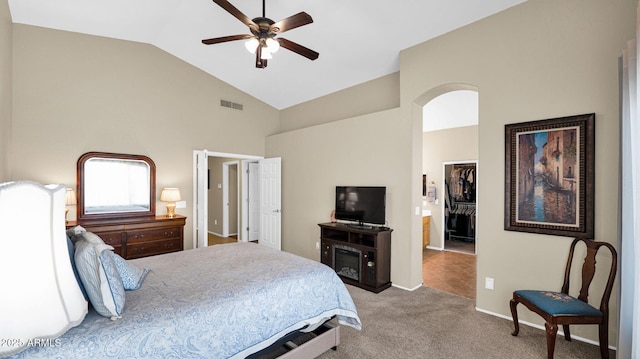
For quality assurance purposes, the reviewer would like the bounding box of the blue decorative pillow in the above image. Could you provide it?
[74,239,125,319]
[110,253,150,290]
[98,250,126,315]
[66,235,88,300]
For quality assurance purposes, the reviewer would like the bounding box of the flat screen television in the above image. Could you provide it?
[335,186,386,227]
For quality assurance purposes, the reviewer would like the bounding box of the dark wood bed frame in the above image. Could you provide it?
[249,321,340,358]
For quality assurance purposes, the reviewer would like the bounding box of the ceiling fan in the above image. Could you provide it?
[202,0,319,69]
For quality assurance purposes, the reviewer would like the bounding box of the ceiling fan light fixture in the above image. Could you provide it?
[266,38,280,53]
[203,0,318,68]
[244,37,259,54]
[260,46,272,60]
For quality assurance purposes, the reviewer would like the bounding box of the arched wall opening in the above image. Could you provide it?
[412,83,479,298]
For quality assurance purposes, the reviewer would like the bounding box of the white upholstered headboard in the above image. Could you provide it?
[0,181,87,357]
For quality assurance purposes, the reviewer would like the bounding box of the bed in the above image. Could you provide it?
[3,216,360,358]
[10,241,361,358]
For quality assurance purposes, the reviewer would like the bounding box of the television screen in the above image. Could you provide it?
[335,186,386,225]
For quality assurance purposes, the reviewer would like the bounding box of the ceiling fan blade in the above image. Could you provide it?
[278,38,319,60]
[202,34,253,45]
[212,0,258,31]
[270,12,313,34]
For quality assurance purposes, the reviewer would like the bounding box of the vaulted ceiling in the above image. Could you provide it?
[8,0,526,109]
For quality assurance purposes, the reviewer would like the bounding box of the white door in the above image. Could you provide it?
[248,162,260,242]
[259,157,281,250]
[193,150,208,248]
[222,161,239,238]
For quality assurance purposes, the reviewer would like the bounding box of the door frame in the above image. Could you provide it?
[193,150,262,248]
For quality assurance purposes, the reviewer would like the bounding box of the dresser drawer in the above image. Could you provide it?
[96,231,123,245]
[126,227,182,243]
[94,231,124,256]
[126,238,182,259]
[69,215,186,259]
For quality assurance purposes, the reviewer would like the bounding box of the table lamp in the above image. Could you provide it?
[160,188,181,218]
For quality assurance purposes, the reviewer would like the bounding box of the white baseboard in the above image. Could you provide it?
[474,307,616,351]
[208,231,238,237]
[392,283,423,291]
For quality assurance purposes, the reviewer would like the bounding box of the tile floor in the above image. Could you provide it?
[422,248,476,299]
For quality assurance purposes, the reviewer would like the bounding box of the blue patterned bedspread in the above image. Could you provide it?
[11,243,361,358]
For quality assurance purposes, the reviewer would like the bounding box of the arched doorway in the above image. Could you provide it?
[413,84,479,299]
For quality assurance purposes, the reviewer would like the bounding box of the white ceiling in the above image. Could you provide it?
[423,90,478,132]
[8,0,525,110]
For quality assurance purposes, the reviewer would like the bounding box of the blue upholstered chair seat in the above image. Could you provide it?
[515,290,602,317]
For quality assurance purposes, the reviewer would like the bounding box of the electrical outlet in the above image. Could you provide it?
[485,277,495,290]
[315,242,320,250]
[176,200,186,209]
[214,219,217,225]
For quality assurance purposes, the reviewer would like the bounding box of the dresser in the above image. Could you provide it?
[67,215,186,259]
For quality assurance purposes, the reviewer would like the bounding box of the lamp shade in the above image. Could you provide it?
[0,181,87,356]
[265,38,280,53]
[260,46,273,60]
[160,188,181,202]
[65,188,77,205]
[245,37,259,54]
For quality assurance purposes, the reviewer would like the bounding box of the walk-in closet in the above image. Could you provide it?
[444,162,476,253]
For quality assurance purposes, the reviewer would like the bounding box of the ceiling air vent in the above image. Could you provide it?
[220,99,243,111]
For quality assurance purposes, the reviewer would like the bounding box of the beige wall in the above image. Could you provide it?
[267,0,634,344]
[402,0,633,343]
[0,0,11,182]
[422,125,478,249]
[266,107,421,288]
[279,72,400,132]
[11,24,280,249]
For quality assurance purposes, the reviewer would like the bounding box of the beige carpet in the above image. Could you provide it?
[318,285,612,359]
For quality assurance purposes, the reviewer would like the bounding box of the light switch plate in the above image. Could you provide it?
[485,277,495,290]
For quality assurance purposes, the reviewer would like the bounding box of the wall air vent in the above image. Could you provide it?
[220,99,243,111]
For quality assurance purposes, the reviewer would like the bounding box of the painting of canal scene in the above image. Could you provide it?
[504,114,594,238]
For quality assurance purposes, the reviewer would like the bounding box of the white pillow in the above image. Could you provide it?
[66,225,87,243]
[74,239,125,319]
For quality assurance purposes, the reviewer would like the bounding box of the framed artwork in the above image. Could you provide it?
[422,174,427,197]
[504,113,595,238]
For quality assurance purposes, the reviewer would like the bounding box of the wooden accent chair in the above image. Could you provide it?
[509,238,617,359]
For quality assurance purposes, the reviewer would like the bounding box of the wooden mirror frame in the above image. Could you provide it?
[77,152,156,222]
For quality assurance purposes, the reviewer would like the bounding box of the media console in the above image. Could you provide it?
[318,222,392,293]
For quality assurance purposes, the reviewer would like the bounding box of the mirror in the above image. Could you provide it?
[77,152,156,221]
